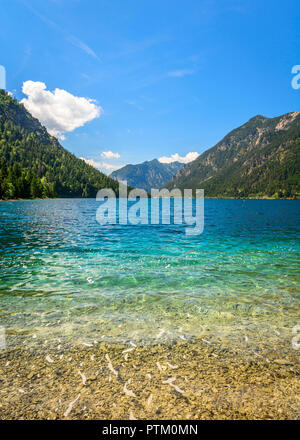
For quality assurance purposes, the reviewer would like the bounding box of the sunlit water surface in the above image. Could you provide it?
[0,199,299,353]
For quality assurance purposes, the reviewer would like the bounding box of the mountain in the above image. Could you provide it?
[166,112,300,198]
[0,90,120,199]
[110,159,183,192]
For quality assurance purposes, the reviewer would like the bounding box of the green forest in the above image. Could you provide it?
[0,90,120,200]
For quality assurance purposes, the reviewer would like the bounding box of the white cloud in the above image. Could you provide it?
[80,158,123,174]
[158,152,199,164]
[80,158,102,168]
[101,150,120,159]
[22,2,99,60]
[100,162,123,172]
[67,35,100,60]
[21,81,101,140]
[167,69,195,78]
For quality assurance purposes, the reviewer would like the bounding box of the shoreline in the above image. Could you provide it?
[1,196,299,202]
[1,337,299,420]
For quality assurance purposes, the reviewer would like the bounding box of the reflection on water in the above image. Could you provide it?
[0,199,299,352]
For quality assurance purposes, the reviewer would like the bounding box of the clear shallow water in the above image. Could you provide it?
[0,199,299,352]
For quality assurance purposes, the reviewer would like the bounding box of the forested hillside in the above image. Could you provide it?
[166,112,300,198]
[0,90,120,199]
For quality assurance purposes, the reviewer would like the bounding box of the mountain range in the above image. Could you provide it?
[0,88,299,200]
[110,159,183,192]
[166,112,300,198]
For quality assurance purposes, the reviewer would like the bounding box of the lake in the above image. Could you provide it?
[0,198,299,419]
[1,198,299,349]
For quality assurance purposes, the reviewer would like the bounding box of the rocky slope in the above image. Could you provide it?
[110,159,183,192]
[166,112,300,198]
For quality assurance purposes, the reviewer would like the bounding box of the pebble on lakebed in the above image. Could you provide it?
[0,338,299,420]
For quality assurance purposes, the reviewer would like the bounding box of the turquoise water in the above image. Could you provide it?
[0,199,299,351]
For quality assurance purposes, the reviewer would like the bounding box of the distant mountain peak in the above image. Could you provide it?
[249,114,268,122]
[110,158,184,192]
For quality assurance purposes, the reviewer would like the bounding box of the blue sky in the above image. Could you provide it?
[1,0,299,173]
